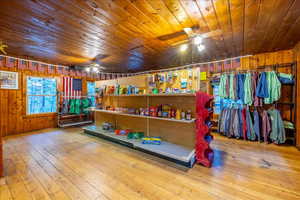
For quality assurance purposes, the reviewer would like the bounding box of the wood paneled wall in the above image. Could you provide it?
[293,44,300,149]
[0,66,94,138]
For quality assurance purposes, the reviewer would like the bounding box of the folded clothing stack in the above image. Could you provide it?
[278,73,294,84]
[283,121,294,130]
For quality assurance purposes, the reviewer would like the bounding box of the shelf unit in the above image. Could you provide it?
[83,125,196,167]
[85,72,214,167]
[92,109,196,124]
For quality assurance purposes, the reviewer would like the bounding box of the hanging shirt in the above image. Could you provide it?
[252,72,263,106]
[219,74,228,98]
[253,110,261,141]
[236,74,245,103]
[246,108,256,141]
[231,109,240,138]
[244,73,253,105]
[256,72,269,98]
[229,73,235,100]
[242,107,247,140]
[261,110,271,143]
[61,99,69,114]
[69,99,76,114]
[267,109,286,144]
[264,71,281,104]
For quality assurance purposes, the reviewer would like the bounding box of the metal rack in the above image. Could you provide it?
[57,92,93,128]
[210,62,297,145]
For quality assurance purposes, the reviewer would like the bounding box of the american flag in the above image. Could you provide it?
[18,59,27,70]
[0,56,4,67]
[6,57,16,68]
[232,58,241,69]
[38,64,46,72]
[29,61,39,71]
[216,62,223,72]
[62,77,82,100]
[56,66,63,74]
[224,60,231,71]
[48,65,55,74]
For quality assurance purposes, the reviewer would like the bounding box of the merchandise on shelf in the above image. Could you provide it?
[115,129,132,135]
[142,137,162,145]
[127,132,144,139]
[102,122,113,131]
[103,104,193,121]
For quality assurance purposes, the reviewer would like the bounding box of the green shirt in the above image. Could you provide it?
[264,71,281,104]
[244,73,252,105]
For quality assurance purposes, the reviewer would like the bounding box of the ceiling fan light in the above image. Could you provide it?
[197,44,205,52]
[183,27,192,34]
[180,44,188,52]
[194,35,203,45]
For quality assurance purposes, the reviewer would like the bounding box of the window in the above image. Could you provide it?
[87,81,96,107]
[27,77,57,114]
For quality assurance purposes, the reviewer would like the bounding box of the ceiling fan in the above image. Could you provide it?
[80,53,109,70]
[157,25,222,47]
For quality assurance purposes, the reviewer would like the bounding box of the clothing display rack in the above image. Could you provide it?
[57,93,93,128]
[210,62,296,145]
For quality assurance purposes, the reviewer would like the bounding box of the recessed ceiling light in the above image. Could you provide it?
[180,44,188,52]
[194,35,203,45]
[197,44,205,52]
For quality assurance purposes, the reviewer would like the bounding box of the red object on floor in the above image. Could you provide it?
[195,91,214,167]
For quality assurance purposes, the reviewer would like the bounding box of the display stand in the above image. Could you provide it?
[195,92,214,167]
[84,73,213,168]
[57,93,93,127]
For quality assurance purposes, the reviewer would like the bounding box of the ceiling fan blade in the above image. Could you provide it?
[157,25,200,41]
[170,39,189,47]
[157,31,186,41]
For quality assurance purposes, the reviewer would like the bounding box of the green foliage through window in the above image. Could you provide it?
[27,77,57,114]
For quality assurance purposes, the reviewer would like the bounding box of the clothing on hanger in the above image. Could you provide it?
[267,108,286,144]
[264,71,281,104]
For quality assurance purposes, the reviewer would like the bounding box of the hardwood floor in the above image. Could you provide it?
[1,127,300,200]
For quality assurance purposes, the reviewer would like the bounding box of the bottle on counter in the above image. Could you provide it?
[181,111,186,120]
[176,109,181,120]
[186,110,192,120]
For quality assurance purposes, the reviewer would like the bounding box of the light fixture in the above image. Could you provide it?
[197,44,205,52]
[180,44,188,52]
[194,35,203,45]
[86,67,90,72]
[92,67,98,72]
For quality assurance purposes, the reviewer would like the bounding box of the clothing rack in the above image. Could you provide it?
[210,62,297,145]
[57,92,94,128]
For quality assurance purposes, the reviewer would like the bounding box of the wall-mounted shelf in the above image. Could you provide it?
[93,109,196,123]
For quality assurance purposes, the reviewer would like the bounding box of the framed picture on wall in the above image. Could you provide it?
[0,70,18,89]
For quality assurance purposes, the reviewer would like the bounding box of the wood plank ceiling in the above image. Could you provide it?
[0,0,300,72]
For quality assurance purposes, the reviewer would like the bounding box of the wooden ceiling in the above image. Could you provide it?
[0,0,300,72]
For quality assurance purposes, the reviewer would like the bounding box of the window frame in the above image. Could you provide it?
[87,81,96,107]
[26,76,58,115]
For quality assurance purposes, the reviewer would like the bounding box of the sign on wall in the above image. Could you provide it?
[0,70,18,89]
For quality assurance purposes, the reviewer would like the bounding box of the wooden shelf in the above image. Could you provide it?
[104,93,196,97]
[94,109,196,123]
